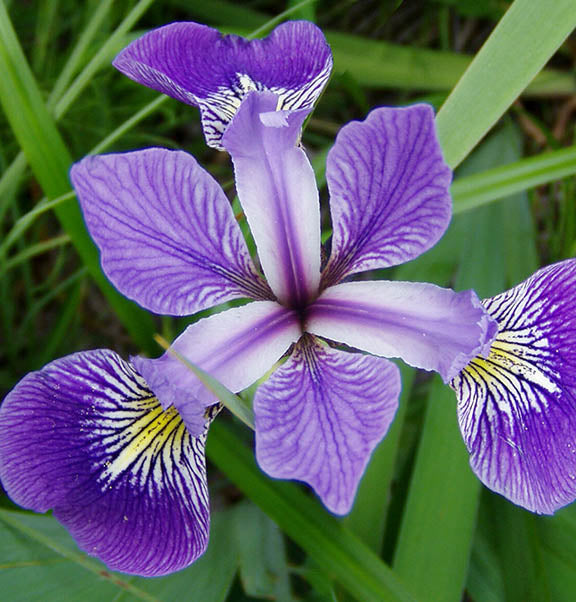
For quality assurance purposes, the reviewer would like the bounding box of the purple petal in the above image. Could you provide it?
[451,259,576,514]
[113,21,332,149]
[70,148,271,316]
[0,350,218,576]
[222,92,321,307]
[254,335,400,514]
[133,300,302,430]
[306,280,497,382]
[322,105,452,287]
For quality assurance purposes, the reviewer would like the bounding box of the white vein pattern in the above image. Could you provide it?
[451,260,576,513]
[200,61,332,148]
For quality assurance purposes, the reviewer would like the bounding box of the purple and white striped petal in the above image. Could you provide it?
[307,280,497,383]
[113,21,332,149]
[322,105,452,287]
[451,259,576,514]
[133,300,302,433]
[255,336,400,514]
[222,92,321,307]
[0,350,217,576]
[71,148,271,316]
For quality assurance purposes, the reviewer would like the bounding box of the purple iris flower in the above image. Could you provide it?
[0,349,220,576]
[452,258,576,515]
[67,21,495,515]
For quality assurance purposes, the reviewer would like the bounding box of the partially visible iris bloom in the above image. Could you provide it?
[452,259,576,514]
[0,349,220,576]
[68,21,495,514]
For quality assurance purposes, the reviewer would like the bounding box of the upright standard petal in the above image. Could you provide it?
[452,260,576,514]
[254,336,400,514]
[222,92,321,307]
[133,300,302,431]
[307,280,497,382]
[0,350,217,576]
[322,105,452,287]
[113,21,332,148]
[71,148,271,316]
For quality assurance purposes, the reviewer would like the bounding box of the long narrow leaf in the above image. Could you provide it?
[452,144,576,214]
[436,0,576,167]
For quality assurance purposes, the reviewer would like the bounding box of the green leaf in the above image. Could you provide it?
[393,377,481,602]
[0,1,156,353]
[207,422,417,602]
[453,145,576,215]
[233,501,294,600]
[0,510,156,601]
[436,0,576,168]
[0,509,238,602]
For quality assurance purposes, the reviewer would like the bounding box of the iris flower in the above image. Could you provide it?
[0,349,221,575]
[452,259,576,514]
[68,21,495,515]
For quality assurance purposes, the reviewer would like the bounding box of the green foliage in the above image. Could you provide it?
[2,0,576,600]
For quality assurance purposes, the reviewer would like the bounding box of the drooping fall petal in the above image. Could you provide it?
[255,336,400,514]
[0,350,217,576]
[452,259,576,514]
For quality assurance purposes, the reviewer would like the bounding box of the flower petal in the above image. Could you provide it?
[70,148,271,316]
[451,259,576,514]
[254,336,400,514]
[222,91,321,307]
[133,300,302,430]
[307,280,497,382]
[113,21,332,149]
[0,350,218,576]
[322,105,452,287]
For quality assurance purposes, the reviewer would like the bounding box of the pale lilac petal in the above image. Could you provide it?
[70,148,270,316]
[133,301,302,430]
[113,21,332,148]
[0,350,217,576]
[254,336,400,514]
[222,92,321,307]
[322,105,452,286]
[307,280,497,382]
[452,259,576,514]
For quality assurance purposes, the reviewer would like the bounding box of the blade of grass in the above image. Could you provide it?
[436,0,576,168]
[0,0,156,352]
[53,0,157,120]
[326,31,573,96]
[154,334,255,430]
[48,0,115,105]
[1,234,70,275]
[452,144,576,215]
[392,377,481,602]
